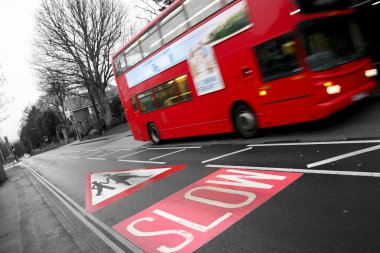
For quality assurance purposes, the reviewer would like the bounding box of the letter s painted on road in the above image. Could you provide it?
[127,217,193,253]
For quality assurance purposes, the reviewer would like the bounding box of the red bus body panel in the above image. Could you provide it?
[113,0,377,142]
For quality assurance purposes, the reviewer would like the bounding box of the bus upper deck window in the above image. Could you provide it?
[160,6,187,45]
[140,25,161,58]
[125,41,142,68]
[184,0,224,27]
[225,0,235,4]
[114,53,127,76]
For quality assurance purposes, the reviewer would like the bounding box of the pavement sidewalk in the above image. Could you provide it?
[0,166,92,253]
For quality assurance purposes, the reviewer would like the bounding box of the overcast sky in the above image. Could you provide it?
[0,0,41,142]
[0,0,142,142]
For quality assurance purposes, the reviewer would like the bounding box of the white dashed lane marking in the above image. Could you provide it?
[201,147,253,164]
[205,164,380,178]
[149,149,186,161]
[307,145,380,168]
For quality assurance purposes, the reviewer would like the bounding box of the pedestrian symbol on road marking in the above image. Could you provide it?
[91,181,116,196]
[104,173,149,186]
[86,165,187,212]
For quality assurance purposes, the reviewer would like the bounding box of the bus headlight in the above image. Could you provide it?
[326,85,341,95]
[365,69,378,77]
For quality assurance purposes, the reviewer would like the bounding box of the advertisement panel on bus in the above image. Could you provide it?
[126,1,251,96]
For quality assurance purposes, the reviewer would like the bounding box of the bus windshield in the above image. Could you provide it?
[300,15,367,72]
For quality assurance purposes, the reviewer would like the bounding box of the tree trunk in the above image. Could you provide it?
[61,128,69,144]
[87,85,104,132]
[90,85,112,130]
[0,163,7,184]
[56,129,60,143]
[99,90,112,128]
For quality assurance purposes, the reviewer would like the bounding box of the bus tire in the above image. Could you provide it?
[233,105,258,138]
[148,123,161,145]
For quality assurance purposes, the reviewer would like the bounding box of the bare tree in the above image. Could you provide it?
[0,65,10,123]
[135,0,175,22]
[135,0,161,23]
[36,68,71,120]
[34,0,127,130]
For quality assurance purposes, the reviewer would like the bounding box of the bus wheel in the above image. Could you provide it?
[233,105,258,138]
[148,123,161,145]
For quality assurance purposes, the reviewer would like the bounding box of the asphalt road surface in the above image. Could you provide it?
[20,97,380,253]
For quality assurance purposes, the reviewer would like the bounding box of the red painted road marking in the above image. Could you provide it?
[86,165,187,213]
[113,168,302,252]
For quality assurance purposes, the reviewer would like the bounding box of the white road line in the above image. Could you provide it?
[146,146,202,150]
[24,165,143,253]
[201,147,253,164]
[149,149,186,161]
[117,159,166,164]
[307,145,380,168]
[205,164,380,178]
[83,150,103,158]
[69,150,94,158]
[247,140,380,147]
[117,150,147,159]
[96,150,124,158]
[61,151,81,157]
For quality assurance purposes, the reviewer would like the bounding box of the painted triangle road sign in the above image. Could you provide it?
[86,165,186,212]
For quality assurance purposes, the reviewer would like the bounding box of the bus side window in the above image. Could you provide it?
[125,41,142,68]
[255,34,302,82]
[184,0,224,27]
[175,75,192,102]
[224,0,236,4]
[138,91,156,113]
[114,53,127,76]
[140,25,161,58]
[160,6,188,45]
[131,96,139,113]
[154,81,179,108]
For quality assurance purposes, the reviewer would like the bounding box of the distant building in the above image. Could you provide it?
[64,96,95,136]
[64,85,120,135]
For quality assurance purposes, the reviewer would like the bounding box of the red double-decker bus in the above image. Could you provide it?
[113,0,378,144]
